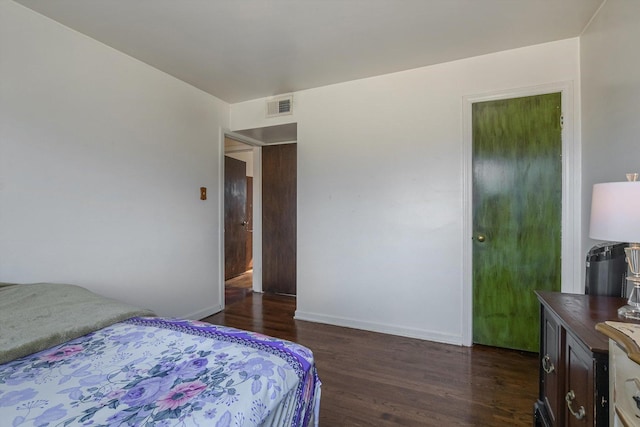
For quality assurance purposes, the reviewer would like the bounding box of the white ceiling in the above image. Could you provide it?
[15,0,604,104]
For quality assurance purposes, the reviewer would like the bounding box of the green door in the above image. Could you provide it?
[472,93,562,352]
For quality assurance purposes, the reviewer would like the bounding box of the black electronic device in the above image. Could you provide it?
[585,242,627,297]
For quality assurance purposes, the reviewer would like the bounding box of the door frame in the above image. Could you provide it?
[219,130,265,309]
[461,81,579,346]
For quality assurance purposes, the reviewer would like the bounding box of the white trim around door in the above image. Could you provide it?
[461,81,580,347]
[220,129,265,310]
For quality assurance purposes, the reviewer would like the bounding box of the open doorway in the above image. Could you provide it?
[224,137,255,304]
[222,123,298,307]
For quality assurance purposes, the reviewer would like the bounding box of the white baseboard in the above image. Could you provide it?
[294,310,463,346]
[182,304,223,321]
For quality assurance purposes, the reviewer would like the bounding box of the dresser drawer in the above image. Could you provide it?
[565,333,593,426]
[541,306,563,424]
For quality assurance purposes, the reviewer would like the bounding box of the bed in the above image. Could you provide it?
[0,283,321,426]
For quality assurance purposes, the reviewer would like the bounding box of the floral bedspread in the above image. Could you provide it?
[0,317,320,427]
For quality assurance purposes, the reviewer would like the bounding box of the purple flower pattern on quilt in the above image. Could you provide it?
[0,317,320,426]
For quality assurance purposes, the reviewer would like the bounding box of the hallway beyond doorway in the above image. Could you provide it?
[225,269,252,305]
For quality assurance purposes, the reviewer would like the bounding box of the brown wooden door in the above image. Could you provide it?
[224,155,247,280]
[262,144,296,295]
[245,176,253,271]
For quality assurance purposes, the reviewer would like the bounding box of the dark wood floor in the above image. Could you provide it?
[201,293,538,426]
[225,269,253,289]
[225,269,253,305]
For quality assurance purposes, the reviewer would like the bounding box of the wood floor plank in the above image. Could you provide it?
[201,293,538,426]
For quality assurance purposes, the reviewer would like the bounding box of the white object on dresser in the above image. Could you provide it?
[596,321,640,427]
[610,340,640,426]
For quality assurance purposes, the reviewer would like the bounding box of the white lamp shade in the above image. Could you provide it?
[589,182,640,243]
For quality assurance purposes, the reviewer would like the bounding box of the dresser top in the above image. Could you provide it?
[596,321,640,364]
[536,291,630,354]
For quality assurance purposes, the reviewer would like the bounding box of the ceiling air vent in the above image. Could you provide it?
[266,95,293,118]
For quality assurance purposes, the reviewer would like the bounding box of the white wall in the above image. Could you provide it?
[580,1,640,265]
[0,1,229,318]
[231,39,581,344]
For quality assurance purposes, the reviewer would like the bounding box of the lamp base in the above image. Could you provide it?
[619,304,640,320]
[621,249,640,320]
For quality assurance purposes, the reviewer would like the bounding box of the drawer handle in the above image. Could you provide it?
[565,390,585,420]
[542,354,555,374]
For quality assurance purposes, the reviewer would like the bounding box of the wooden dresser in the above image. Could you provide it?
[534,291,629,427]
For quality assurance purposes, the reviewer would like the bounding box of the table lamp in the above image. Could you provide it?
[589,173,640,319]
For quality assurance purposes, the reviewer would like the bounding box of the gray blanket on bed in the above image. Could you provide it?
[0,283,154,364]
